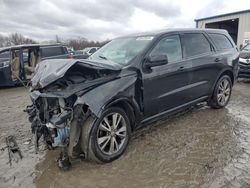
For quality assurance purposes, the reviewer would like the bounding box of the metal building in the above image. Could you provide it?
[195,9,250,48]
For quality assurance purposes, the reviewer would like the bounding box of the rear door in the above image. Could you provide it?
[180,32,220,101]
[208,32,238,78]
[142,34,192,118]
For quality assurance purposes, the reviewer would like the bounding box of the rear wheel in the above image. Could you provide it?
[208,75,232,109]
[82,107,131,163]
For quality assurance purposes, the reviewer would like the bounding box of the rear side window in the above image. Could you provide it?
[41,47,65,58]
[208,33,234,50]
[181,33,212,58]
[150,35,182,63]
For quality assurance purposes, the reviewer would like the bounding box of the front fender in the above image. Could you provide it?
[74,75,139,118]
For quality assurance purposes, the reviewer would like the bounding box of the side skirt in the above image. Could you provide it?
[139,96,208,127]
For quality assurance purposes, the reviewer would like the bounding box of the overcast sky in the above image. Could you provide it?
[0,0,249,41]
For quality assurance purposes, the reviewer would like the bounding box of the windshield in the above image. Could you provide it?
[242,43,250,51]
[89,36,154,66]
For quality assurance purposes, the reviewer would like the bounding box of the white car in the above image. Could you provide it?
[83,47,99,56]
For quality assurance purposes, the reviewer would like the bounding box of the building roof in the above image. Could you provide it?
[195,9,250,22]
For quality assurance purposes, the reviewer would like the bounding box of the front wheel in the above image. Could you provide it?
[208,75,232,109]
[83,107,131,163]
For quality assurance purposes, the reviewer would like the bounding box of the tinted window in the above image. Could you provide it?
[209,33,233,50]
[182,33,211,57]
[150,35,182,63]
[41,47,65,58]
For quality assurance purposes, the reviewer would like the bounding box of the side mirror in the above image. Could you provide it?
[144,54,168,68]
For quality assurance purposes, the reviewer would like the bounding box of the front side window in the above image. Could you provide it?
[208,33,234,50]
[149,35,182,63]
[182,33,212,58]
[90,36,154,66]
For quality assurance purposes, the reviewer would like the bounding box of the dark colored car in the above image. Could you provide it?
[26,29,239,168]
[0,44,70,87]
[238,43,250,78]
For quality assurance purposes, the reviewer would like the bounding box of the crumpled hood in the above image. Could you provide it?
[31,59,122,88]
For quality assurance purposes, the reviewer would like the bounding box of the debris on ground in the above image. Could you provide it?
[5,135,23,166]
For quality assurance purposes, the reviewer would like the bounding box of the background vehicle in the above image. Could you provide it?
[67,47,74,56]
[0,44,70,86]
[27,29,239,167]
[83,47,99,55]
[73,47,99,59]
[73,50,89,59]
[238,43,250,78]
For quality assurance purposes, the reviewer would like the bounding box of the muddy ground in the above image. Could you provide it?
[1,81,250,188]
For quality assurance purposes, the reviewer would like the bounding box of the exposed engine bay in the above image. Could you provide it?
[26,59,120,167]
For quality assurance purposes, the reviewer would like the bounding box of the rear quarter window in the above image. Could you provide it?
[41,47,66,58]
[181,33,212,58]
[208,33,234,50]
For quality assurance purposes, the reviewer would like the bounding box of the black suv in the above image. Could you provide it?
[0,44,70,86]
[238,43,250,78]
[27,29,239,167]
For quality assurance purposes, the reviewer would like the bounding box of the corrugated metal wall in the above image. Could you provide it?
[197,12,250,47]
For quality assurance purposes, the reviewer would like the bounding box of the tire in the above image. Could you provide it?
[208,75,232,109]
[82,107,131,163]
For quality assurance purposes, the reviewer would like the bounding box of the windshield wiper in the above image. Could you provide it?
[99,55,108,60]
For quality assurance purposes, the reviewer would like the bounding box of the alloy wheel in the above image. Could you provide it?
[217,79,231,106]
[97,112,127,155]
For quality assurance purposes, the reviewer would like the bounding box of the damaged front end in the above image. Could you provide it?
[26,95,75,149]
[26,95,91,169]
[25,59,126,169]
